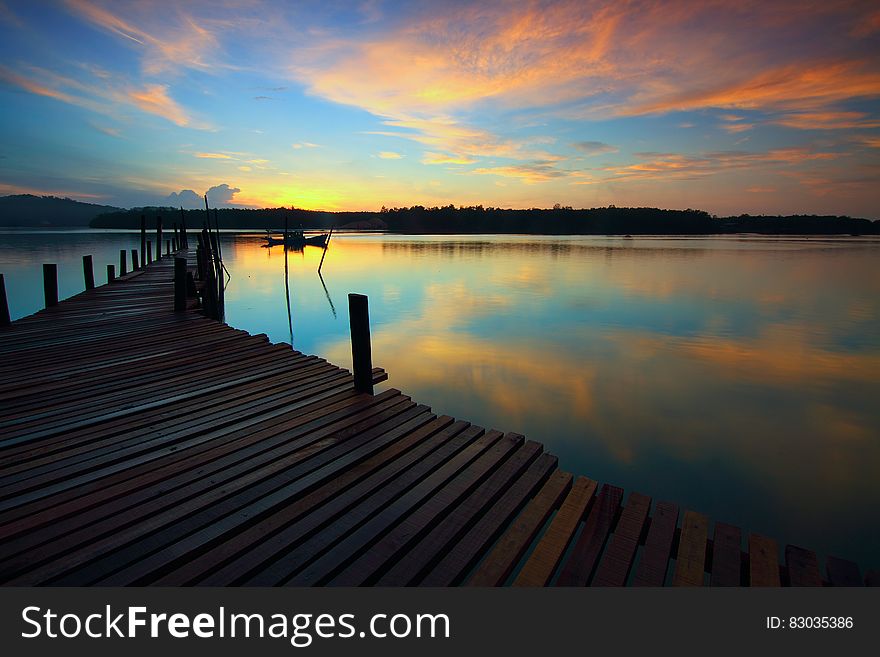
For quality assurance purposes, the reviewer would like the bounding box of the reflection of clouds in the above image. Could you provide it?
[319,274,878,525]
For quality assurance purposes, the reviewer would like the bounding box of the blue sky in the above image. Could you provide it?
[0,0,878,215]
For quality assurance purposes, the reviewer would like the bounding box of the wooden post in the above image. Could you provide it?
[156,216,163,259]
[83,255,95,290]
[43,264,58,307]
[119,249,127,276]
[0,273,10,326]
[131,248,139,270]
[140,215,147,268]
[179,208,188,248]
[166,240,170,256]
[147,241,152,264]
[348,293,374,394]
[107,264,115,283]
[174,257,187,312]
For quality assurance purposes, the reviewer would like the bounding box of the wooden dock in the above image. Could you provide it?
[0,250,874,587]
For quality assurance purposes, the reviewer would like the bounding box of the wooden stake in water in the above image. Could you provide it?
[43,264,58,308]
[83,255,95,290]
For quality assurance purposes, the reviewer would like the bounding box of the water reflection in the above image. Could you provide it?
[1,232,878,571]
[224,234,879,570]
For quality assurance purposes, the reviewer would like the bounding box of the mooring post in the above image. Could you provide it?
[166,240,170,256]
[0,273,10,326]
[131,249,139,270]
[140,215,146,268]
[43,263,58,308]
[180,209,188,248]
[348,293,374,394]
[147,241,152,264]
[83,255,95,290]
[119,249,127,276]
[107,264,115,283]
[157,216,163,259]
[174,257,187,312]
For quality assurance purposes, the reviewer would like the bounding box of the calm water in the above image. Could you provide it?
[1,230,879,572]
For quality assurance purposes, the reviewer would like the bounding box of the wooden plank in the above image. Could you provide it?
[286,429,506,586]
[513,476,597,587]
[329,433,526,586]
[212,421,483,586]
[421,453,557,586]
[632,501,679,586]
[96,406,440,586]
[591,491,651,587]
[153,416,459,585]
[710,522,742,586]
[826,556,863,587]
[748,533,781,587]
[373,438,543,586]
[467,470,572,586]
[785,545,822,587]
[672,510,708,586]
[556,483,623,586]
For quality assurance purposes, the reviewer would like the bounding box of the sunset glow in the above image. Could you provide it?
[0,0,878,215]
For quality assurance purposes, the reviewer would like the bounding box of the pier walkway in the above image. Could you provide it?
[0,250,873,586]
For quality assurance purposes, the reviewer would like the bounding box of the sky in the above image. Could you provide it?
[0,0,878,216]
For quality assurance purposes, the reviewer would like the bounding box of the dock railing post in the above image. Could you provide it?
[107,264,115,283]
[348,293,374,394]
[174,257,187,312]
[166,240,171,256]
[0,273,10,326]
[147,241,152,265]
[43,264,58,308]
[131,249,139,270]
[83,255,95,290]
[119,249,127,276]
[157,216,163,259]
[140,215,146,268]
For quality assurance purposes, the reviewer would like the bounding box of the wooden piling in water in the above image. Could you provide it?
[131,249,139,271]
[157,216,163,258]
[43,264,58,308]
[174,257,187,312]
[147,241,152,264]
[83,255,95,290]
[166,240,171,256]
[348,293,374,394]
[119,249,127,276]
[179,208,188,248]
[107,264,115,282]
[0,273,10,326]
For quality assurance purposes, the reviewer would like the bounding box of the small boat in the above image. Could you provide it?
[263,229,328,248]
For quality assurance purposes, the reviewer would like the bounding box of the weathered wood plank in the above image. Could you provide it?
[556,483,623,586]
[513,476,597,587]
[632,501,679,586]
[591,491,651,587]
[710,522,742,587]
[748,533,781,587]
[785,545,823,587]
[467,470,572,587]
[672,510,708,587]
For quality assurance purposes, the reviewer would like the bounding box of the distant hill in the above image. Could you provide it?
[0,195,122,227]
[91,204,880,235]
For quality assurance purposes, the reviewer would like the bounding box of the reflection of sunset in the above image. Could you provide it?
[220,234,879,569]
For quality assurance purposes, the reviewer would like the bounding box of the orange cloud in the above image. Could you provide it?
[127,84,190,126]
[194,152,232,159]
[64,0,223,76]
[772,110,880,130]
[421,152,477,165]
[627,61,880,116]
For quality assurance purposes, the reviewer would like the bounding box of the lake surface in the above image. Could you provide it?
[1,230,878,573]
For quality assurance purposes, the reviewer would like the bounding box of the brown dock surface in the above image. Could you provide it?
[0,251,873,586]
